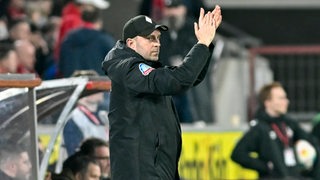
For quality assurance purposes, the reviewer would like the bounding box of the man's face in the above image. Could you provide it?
[15,152,32,180]
[15,40,36,70]
[265,87,289,116]
[128,30,161,61]
[11,22,31,41]
[4,50,18,73]
[94,146,110,177]
[78,162,101,180]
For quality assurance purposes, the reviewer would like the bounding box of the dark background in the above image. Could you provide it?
[221,8,320,45]
[103,1,320,46]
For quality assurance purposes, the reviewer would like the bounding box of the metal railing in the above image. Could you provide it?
[248,45,320,121]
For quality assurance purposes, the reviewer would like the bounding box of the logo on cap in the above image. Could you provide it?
[145,16,152,24]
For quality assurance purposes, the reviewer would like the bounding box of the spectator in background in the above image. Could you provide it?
[59,6,115,77]
[0,17,52,77]
[26,0,60,78]
[0,18,31,44]
[29,24,51,77]
[157,0,195,123]
[14,39,37,74]
[6,0,27,21]
[52,152,101,180]
[63,70,108,156]
[0,43,18,73]
[231,82,320,179]
[79,138,110,180]
[59,6,115,112]
[0,143,32,180]
[156,0,214,123]
[39,17,61,79]
[41,17,61,62]
[54,0,110,63]
[27,0,53,29]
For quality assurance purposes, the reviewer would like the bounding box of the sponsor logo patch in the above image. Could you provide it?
[139,63,154,76]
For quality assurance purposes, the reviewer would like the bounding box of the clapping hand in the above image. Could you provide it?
[194,5,222,47]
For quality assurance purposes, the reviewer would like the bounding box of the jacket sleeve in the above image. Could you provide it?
[231,126,270,175]
[192,43,214,86]
[125,43,212,96]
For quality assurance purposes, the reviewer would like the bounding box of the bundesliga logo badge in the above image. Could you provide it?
[139,63,154,76]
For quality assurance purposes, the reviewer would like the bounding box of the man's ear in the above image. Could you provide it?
[126,38,136,50]
[8,161,16,168]
[5,162,17,174]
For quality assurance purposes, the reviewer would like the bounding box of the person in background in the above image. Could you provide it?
[159,0,216,123]
[0,18,31,44]
[101,5,222,179]
[0,143,32,180]
[0,17,50,77]
[54,0,110,63]
[5,0,27,21]
[52,152,101,180]
[157,0,194,123]
[59,4,115,113]
[29,23,50,77]
[63,70,108,156]
[0,43,18,73]
[59,6,115,77]
[61,3,115,111]
[34,16,61,79]
[14,39,37,74]
[79,138,110,180]
[231,82,320,179]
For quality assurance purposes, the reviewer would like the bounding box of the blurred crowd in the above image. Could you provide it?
[1,0,59,78]
[0,0,115,80]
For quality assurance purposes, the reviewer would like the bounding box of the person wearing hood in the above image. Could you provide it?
[101,6,222,180]
[231,82,320,179]
[59,7,115,77]
[55,0,111,64]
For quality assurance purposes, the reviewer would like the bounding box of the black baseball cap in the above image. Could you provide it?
[122,15,168,41]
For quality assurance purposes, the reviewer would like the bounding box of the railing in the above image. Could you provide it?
[0,74,41,180]
[0,74,111,180]
[248,45,320,121]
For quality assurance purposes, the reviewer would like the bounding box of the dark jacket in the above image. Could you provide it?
[231,109,319,179]
[59,27,115,77]
[102,40,213,180]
